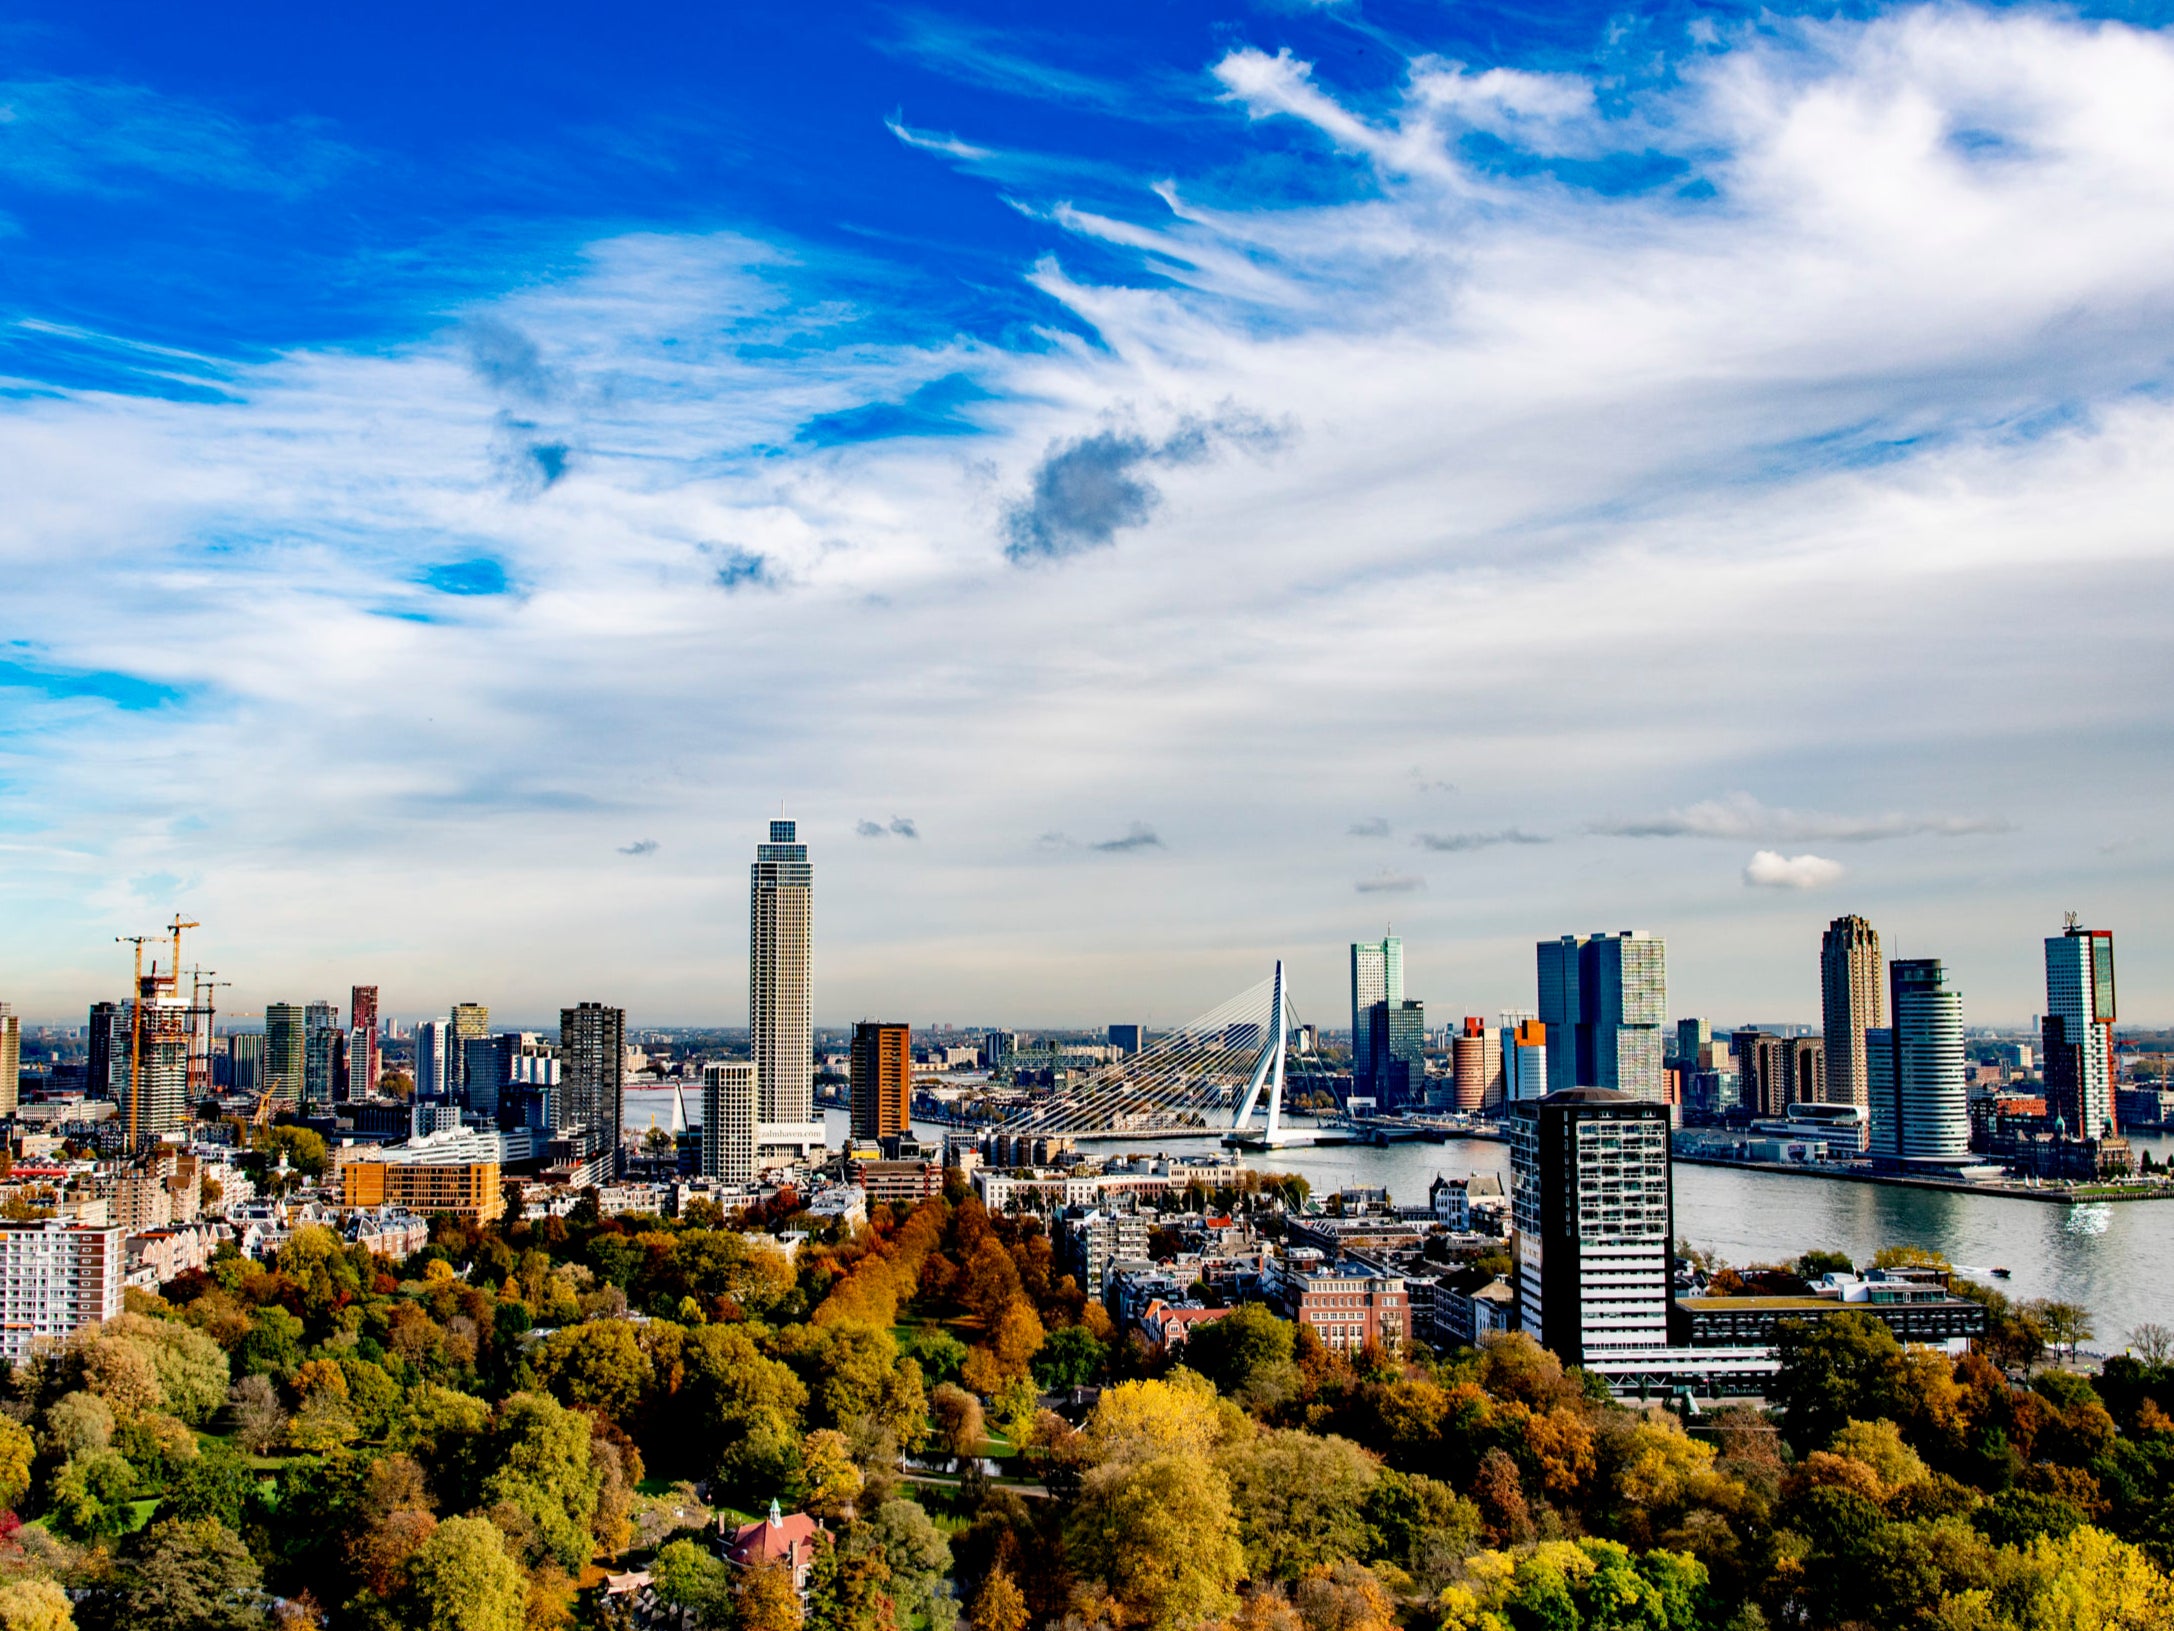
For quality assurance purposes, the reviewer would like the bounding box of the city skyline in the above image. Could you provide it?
[2,4,2172,1025]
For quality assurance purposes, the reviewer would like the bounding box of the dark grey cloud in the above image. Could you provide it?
[1093,822,1163,853]
[1348,817,1391,838]
[1042,822,1164,853]
[618,839,659,856]
[1414,829,1550,852]
[858,816,920,839]
[1002,406,1289,563]
[465,317,554,401]
[1590,793,2009,844]
[889,816,919,839]
[1356,872,1424,894]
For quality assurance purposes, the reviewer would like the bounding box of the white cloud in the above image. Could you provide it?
[4,8,2174,1024]
[1744,851,1846,890]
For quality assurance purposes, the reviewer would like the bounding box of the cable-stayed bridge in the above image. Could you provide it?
[998,961,1317,1147]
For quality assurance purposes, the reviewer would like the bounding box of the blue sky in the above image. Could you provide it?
[5,0,2174,1028]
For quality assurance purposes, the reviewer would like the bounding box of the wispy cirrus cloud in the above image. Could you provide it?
[1414,829,1550,853]
[1356,872,1424,894]
[1593,794,2008,845]
[0,76,352,196]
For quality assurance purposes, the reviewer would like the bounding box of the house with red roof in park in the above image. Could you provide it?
[721,1500,826,1597]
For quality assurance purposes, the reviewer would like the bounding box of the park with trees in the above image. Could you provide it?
[0,1185,2167,1631]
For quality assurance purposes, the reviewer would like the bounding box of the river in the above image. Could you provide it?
[621,1090,2174,1353]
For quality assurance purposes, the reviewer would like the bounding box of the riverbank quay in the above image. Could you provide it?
[1672,1151,2174,1204]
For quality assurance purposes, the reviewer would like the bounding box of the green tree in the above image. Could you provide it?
[2031,1300,2096,1365]
[649,1538,733,1626]
[1218,1428,1380,1582]
[1364,1469,1484,1589]
[402,1515,528,1631]
[49,1447,137,1539]
[479,1392,601,1571]
[43,1390,116,1458]
[1031,1325,1107,1391]
[111,1517,267,1631]
[1772,1311,1909,1453]
[164,1437,260,1530]
[1182,1305,1297,1410]
[238,1307,305,1380]
[1067,1453,1245,1631]
[850,1497,952,1620]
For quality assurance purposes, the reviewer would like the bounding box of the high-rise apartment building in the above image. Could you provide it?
[750,820,813,1125]
[850,1022,912,1142]
[303,999,340,1109]
[264,1003,306,1103]
[560,1003,626,1169]
[346,986,381,1102]
[0,1222,124,1359]
[1502,1014,1548,1101]
[1820,916,1883,1109]
[1349,935,1404,1096]
[87,1002,123,1099]
[1536,932,1667,1102]
[1451,1017,1503,1112]
[1784,1037,1827,1107]
[414,1018,453,1101]
[120,985,191,1140]
[701,1061,758,1185]
[1872,959,1969,1162]
[2044,923,2117,1139]
[1107,1024,1144,1056]
[226,1031,264,1096]
[0,1004,17,1116]
[1733,1030,1789,1117]
[1510,1088,1674,1365]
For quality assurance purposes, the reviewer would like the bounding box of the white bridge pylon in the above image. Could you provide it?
[999,960,1306,1144]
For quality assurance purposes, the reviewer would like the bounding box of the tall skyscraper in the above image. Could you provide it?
[701,1061,758,1185]
[1349,935,1403,1096]
[1875,959,1968,1162]
[1732,1030,1789,1117]
[449,1003,490,1094]
[1451,1017,1502,1111]
[0,1004,18,1117]
[462,1034,515,1122]
[560,1003,626,1169]
[227,1032,264,1097]
[87,1002,123,1099]
[1365,998,1426,1111]
[121,987,191,1139]
[1510,1087,1674,1364]
[1671,1017,1711,1070]
[750,820,813,1125]
[2044,923,2117,1139]
[1820,915,1884,1109]
[1536,932,1667,1102]
[1501,1014,1548,1102]
[850,1021,912,1141]
[414,1018,452,1100]
[1107,1024,1144,1056]
[349,985,381,1095]
[264,1003,306,1103]
[303,1000,340,1109]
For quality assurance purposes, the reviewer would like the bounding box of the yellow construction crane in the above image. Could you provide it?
[116,935,154,1148]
